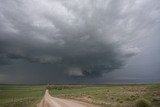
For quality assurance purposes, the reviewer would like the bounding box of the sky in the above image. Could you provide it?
[0,0,160,84]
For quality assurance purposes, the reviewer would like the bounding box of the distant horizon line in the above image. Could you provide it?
[0,82,160,86]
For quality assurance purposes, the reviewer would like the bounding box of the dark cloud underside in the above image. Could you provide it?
[0,0,160,83]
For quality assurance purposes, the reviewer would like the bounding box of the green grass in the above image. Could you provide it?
[0,85,45,107]
[48,84,160,107]
[135,98,151,107]
[0,84,159,107]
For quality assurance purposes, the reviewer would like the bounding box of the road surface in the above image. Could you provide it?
[37,90,100,107]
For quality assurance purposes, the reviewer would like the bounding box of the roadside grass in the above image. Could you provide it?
[0,84,159,107]
[0,85,45,107]
[49,84,160,107]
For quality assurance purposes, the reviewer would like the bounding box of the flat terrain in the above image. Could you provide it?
[0,84,160,107]
[49,84,160,107]
[0,85,45,107]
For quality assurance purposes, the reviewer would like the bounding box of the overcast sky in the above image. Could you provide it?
[0,0,160,84]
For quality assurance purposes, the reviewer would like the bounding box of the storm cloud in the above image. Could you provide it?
[0,0,160,83]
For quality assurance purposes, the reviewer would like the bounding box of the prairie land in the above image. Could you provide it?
[48,84,160,107]
[0,84,160,107]
[0,85,45,107]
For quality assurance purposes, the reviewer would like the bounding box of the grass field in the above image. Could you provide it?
[49,84,160,107]
[0,85,45,107]
[0,84,160,107]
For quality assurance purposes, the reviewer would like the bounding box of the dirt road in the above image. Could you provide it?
[37,90,100,107]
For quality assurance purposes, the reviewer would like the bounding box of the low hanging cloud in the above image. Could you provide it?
[0,0,159,78]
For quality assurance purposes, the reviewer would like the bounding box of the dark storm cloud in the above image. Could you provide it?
[0,0,160,82]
